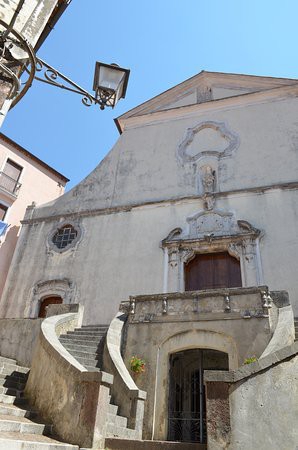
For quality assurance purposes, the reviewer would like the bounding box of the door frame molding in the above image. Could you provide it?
[161,210,263,293]
[152,328,238,441]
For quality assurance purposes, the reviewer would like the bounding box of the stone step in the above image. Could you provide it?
[106,423,136,439]
[84,366,101,372]
[0,370,28,381]
[105,438,207,450]
[0,394,16,405]
[108,403,119,415]
[107,413,128,428]
[60,343,99,353]
[0,414,49,434]
[66,331,106,338]
[0,377,26,391]
[76,326,108,332]
[0,431,79,449]
[59,337,99,348]
[59,335,103,342]
[0,369,28,378]
[0,364,29,375]
[0,357,17,365]
[0,387,24,398]
[75,357,99,368]
[0,372,27,382]
[0,403,37,419]
[64,349,99,360]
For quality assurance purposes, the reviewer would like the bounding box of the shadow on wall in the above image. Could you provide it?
[0,225,20,292]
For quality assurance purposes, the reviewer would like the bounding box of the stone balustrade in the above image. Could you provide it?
[125,286,273,324]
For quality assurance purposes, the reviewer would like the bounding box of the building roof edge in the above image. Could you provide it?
[0,133,70,183]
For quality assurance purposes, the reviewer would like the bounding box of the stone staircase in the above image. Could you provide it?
[59,324,137,440]
[0,356,79,449]
[59,324,108,370]
[295,317,298,341]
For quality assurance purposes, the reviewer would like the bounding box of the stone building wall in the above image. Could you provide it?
[1,74,298,323]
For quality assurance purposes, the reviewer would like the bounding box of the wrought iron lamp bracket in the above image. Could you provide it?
[0,20,112,110]
[33,58,102,108]
[0,19,36,107]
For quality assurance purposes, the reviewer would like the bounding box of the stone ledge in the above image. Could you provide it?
[204,340,298,383]
[131,286,267,302]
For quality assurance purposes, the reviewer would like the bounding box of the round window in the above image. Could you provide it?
[52,224,78,250]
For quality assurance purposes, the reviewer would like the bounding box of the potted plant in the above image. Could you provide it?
[130,355,146,375]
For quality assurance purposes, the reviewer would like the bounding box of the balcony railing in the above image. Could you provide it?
[0,171,21,196]
[124,286,273,324]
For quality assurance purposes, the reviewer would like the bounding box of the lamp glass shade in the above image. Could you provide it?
[93,62,130,108]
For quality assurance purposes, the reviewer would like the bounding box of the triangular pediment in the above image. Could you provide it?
[117,71,298,125]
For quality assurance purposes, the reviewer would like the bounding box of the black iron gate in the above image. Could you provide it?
[168,349,228,443]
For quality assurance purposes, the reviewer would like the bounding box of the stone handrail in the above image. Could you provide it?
[25,312,113,449]
[261,305,295,358]
[128,286,272,323]
[104,311,146,437]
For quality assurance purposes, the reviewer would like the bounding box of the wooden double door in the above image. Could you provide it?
[185,251,242,291]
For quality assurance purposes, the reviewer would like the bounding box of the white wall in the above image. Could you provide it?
[2,92,298,323]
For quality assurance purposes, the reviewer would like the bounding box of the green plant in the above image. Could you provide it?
[244,356,257,365]
[130,355,146,374]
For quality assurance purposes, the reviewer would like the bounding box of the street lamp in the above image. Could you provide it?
[0,19,130,112]
[93,62,130,110]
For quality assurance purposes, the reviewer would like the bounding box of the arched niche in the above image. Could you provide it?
[152,328,238,441]
[24,278,76,318]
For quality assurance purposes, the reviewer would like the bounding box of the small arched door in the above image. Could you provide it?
[38,296,63,318]
[168,349,228,443]
[185,251,242,291]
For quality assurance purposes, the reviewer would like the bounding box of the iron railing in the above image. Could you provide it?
[0,171,21,196]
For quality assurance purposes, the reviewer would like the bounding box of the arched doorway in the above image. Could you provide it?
[168,349,228,443]
[38,296,63,318]
[185,252,242,291]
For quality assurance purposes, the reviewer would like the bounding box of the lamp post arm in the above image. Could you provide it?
[33,57,98,107]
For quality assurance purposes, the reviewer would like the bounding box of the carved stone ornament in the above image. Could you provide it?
[187,210,239,240]
[201,165,216,193]
[203,194,216,211]
[161,209,263,291]
[47,220,83,254]
[25,278,77,318]
[177,120,240,164]
[162,210,261,245]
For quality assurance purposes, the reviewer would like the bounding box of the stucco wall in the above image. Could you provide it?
[2,187,298,323]
[0,137,66,300]
[229,354,298,450]
[0,318,42,366]
[121,308,272,441]
[1,91,298,322]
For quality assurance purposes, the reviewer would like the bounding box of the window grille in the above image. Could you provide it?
[52,225,78,249]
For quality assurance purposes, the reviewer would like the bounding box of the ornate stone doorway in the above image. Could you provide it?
[185,252,242,291]
[168,349,228,443]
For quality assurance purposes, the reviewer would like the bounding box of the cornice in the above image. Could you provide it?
[21,180,298,225]
[117,83,298,133]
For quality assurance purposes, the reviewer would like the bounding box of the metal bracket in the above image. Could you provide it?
[33,58,99,107]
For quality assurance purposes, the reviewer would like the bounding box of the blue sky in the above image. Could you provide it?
[2,0,297,189]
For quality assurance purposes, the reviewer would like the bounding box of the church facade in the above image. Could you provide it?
[0,71,297,449]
